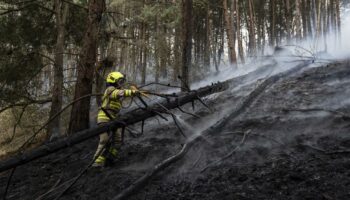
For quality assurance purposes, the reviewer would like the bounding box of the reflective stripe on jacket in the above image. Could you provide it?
[97,86,135,123]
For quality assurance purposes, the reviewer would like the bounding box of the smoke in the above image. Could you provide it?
[124,5,350,178]
[281,7,350,61]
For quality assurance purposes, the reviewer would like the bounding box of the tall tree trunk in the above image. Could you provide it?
[248,0,257,56]
[160,26,168,79]
[203,3,211,71]
[223,0,237,65]
[295,0,302,40]
[269,0,276,47]
[323,0,328,51]
[141,26,148,85]
[285,0,292,41]
[48,0,69,140]
[181,0,193,91]
[311,0,317,37]
[306,0,313,37]
[213,10,223,72]
[335,0,341,44]
[173,25,181,82]
[140,21,146,84]
[301,0,308,39]
[155,16,160,83]
[68,0,106,134]
[236,0,244,63]
[316,0,322,39]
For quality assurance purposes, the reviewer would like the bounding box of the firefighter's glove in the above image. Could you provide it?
[132,90,149,98]
[139,91,149,98]
[133,90,141,96]
[130,85,138,90]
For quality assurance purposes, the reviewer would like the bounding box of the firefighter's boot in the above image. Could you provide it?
[92,155,106,167]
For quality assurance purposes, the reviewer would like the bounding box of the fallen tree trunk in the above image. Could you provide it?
[112,60,312,200]
[0,80,228,172]
[0,62,279,173]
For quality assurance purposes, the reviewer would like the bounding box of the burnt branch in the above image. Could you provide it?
[138,82,186,91]
[282,108,350,120]
[35,172,63,200]
[3,167,16,200]
[303,144,350,155]
[177,106,200,118]
[201,130,250,173]
[196,95,213,112]
[170,114,187,138]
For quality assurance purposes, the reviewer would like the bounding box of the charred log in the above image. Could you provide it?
[0,80,229,172]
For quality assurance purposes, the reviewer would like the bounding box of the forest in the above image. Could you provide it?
[0,0,350,199]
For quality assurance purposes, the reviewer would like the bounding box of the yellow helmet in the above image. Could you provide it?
[106,71,125,84]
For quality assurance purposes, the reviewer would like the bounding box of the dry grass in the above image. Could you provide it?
[0,106,49,159]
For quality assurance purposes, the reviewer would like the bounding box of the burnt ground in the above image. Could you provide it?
[1,60,350,200]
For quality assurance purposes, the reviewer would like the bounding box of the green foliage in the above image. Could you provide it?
[138,1,180,28]
[0,2,55,105]
[0,0,87,106]
[193,0,209,15]
[66,1,88,45]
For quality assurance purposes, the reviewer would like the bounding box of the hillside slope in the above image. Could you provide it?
[1,60,350,200]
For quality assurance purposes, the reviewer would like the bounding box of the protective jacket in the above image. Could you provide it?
[97,86,136,123]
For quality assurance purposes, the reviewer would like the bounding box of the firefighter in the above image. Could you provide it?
[93,71,140,167]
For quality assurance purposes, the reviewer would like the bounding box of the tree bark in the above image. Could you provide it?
[173,25,181,82]
[316,0,322,39]
[68,0,106,134]
[48,0,69,140]
[181,0,193,91]
[248,0,257,56]
[203,3,211,71]
[236,0,244,63]
[335,0,341,44]
[140,18,147,84]
[269,0,276,47]
[295,0,302,40]
[301,0,308,39]
[223,0,237,65]
[285,0,292,41]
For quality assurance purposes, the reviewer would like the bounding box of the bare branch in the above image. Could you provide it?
[20,93,103,150]
[201,130,250,173]
[0,99,52,114]
[3,167,16,200]
[177,106,200,118]
[303,144,350,155]
[282,108,350,120]
[8,105,28,144]
[35,172,63,200]
[138,82,186,91]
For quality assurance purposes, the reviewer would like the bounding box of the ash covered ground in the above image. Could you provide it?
[1,60,350,200]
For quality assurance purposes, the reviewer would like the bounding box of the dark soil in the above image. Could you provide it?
[1,61,350,200]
